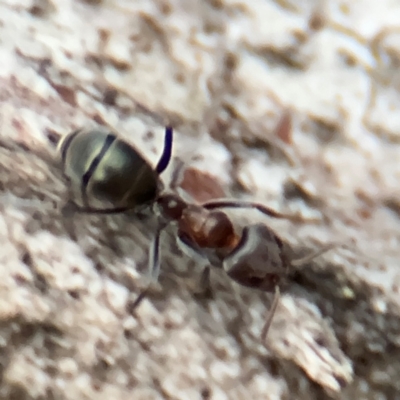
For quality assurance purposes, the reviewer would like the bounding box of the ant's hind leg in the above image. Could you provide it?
[261,286,281,340]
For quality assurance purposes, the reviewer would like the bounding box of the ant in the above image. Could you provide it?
[58,125,335,339]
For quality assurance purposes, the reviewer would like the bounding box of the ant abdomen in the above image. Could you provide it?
[58,128,159,210]
[223,223,288,292]
[58,126,173,213]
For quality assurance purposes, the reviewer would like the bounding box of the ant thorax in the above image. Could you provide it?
[156,192,234,261]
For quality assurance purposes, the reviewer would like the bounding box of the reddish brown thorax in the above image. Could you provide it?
[179,205,238,249]
[157,193,239,250]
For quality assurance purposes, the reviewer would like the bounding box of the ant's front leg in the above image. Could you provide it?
[129,223,166,313]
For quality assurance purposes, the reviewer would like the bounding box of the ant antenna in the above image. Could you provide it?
[202,199,307,222]
[261,243,340,339]
[155,126,173,174]
[290,243,339,267]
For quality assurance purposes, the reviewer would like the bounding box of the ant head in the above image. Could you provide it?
[223,223,288,292]
[157,193,187,220]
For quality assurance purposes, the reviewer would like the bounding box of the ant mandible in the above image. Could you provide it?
[59,125,334,339]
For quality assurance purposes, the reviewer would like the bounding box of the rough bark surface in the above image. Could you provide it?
[0,0,400,399]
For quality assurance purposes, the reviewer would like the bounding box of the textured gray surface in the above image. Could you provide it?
[1,0,400,399]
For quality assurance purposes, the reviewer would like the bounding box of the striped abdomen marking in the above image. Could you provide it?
[80,133,116,206]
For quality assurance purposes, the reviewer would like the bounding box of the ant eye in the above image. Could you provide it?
[157,194,186,220]
[248,275,279,289]
[247,276,264,287]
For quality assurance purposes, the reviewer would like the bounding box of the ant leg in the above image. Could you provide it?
[60,200,130,216]
[199,266,211,291]
[147,224,163,281]
[177,234,215,298]
[129,224,164,313]
[261,286,281,340]
[128,290,148,312]
[290,243,337,267]
[169,158,185,190]
[259,244,338,339]
[202,200,313,223]
[155,126,173,174]
[193,266,214,299]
